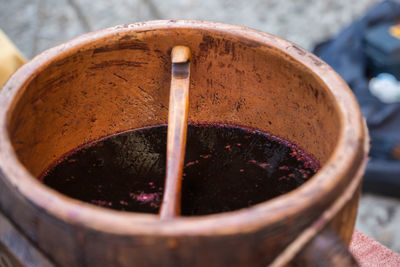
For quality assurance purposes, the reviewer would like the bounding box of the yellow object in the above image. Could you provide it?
[389,24,400,39]
[0,29,27,88]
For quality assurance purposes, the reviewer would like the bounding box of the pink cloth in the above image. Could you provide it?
[350,230,400,267]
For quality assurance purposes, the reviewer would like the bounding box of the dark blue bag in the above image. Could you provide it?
[313,0,400,197]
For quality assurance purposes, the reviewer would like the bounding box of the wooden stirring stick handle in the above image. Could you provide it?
[160,46,191,219]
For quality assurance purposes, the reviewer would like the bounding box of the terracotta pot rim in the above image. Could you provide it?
[0,20,366,236]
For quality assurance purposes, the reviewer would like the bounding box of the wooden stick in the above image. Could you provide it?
[159,46,191,219]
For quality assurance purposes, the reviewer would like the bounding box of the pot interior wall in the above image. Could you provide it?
[8,28,340,178]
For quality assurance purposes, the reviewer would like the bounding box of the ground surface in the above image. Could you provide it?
[1,0,399,253]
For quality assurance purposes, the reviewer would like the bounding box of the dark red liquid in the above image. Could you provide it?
[41,123,320,216]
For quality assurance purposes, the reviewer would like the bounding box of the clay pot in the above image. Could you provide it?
[0,21,368,266]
